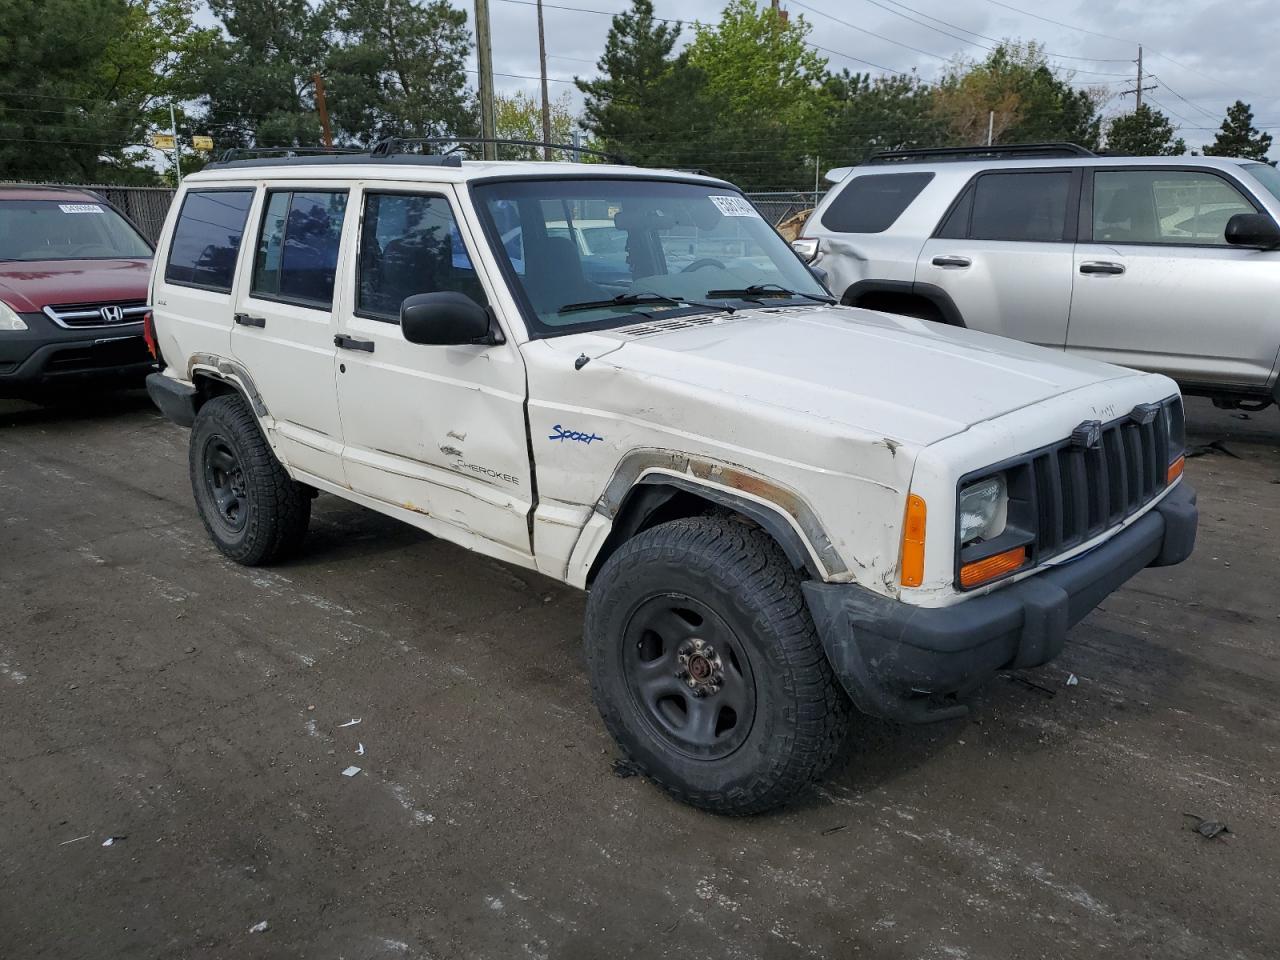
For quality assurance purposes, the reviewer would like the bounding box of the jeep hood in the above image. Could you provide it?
[563,305,1138,448]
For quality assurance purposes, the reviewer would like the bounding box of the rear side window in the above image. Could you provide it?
[165,189,255,292]
[251,190,349,308]
[821,172,933,233]
[357,193,488,322]
[969,172,1071,242]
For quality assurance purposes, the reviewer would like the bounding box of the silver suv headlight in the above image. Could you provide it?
[0,301,28,331]
[958,474,1007,545]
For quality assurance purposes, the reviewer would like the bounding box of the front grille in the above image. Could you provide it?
[42,300,148,329]
[1027,411,1169,560]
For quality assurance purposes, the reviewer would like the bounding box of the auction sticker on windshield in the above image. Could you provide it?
[58,204,105,214]
[709,195,760,218]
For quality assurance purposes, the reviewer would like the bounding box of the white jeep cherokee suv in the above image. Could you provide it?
[144,144,1197,814]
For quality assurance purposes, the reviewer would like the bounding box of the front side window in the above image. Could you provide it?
[1243,162,1280,203]
[165,189,255,292]
[820,172,934,233]
[252,190,348,308]
[0,199,152,263]
[1093,170,1256,245]
[472,178,827,334]
[357,193,487,322]
[970,172,1071,242]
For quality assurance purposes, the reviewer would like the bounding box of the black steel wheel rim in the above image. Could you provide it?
[202,434,248,534]
[621,593,757,761]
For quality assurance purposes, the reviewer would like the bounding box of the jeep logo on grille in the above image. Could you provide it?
[99,304,125,324]
[1071,419,1103,450]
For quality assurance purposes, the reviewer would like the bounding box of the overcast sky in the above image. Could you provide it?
[454,0,1278,156]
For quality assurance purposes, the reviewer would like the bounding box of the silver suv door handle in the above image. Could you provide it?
[1080,261,1125,275]
[931,255,971,268]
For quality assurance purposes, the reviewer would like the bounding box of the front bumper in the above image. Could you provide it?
[0,312,153,398]
[803,482,1198,723]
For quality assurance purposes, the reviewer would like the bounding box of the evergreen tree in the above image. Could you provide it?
[1106,104,1186,156]
[1204,100,1273,161]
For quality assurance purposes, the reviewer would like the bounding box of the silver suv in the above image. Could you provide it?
[796,144,1280,411]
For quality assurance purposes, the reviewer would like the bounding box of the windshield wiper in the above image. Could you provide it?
[704,283,836,305]
[555,292,735,316]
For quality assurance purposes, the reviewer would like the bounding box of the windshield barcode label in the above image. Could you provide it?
[709,195,759,218]
[58,203,104,214]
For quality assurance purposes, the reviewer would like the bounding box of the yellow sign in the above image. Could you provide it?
[151,133,175,150]
[191,135,214,151]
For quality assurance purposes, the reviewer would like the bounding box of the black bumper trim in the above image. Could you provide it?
[146,372,198,428]
[803,483,1198,723]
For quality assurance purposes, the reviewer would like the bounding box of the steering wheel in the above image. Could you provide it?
[681,257,726,273]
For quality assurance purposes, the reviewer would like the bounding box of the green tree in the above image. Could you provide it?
[575,0,702,168]
[820,70,941,166]
[189,0,331,150]
[1204,100,1273,161]
[1106,104,1186,156]
[323,0,476,147]
[493,90,576,158]
[684,0,831,189]
[0,0,206,183]
[934,42,1103,150]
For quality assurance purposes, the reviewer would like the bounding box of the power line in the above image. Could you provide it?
[1149,75,1221,123]
[978,0,1135,46]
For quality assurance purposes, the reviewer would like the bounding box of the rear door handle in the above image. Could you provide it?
[1080,261,1125,275]
[931,255,971,268]
[334,333,375,353]
[234,312,266,328]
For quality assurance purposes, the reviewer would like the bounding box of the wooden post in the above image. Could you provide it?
[313,73,334,149]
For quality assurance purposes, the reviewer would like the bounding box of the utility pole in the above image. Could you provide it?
[169,101,182,184]
[475,0,497,160]
[313,73,334,149]
[987,110,994,146]
[536,0,552,160]
[1120,45,1157,112]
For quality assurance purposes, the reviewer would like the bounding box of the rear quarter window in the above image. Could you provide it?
[820,172,934,233]
[164,189,255,292]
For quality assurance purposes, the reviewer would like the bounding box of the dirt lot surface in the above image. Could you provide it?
[1,393,1277,959]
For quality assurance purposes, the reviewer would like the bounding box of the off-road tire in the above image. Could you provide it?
[585,516,850,815]
[189,394,311,565]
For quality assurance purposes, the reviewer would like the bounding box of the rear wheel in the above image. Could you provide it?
[189,394,310,565]
[585,516,850,814]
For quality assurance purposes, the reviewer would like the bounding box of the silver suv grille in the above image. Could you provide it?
[43,300,148,329]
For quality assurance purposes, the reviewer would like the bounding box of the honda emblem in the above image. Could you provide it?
[99,304,125,324]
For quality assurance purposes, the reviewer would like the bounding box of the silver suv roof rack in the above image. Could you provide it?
[864,143,1096,165]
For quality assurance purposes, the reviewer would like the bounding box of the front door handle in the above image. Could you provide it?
[334,333,375,353]
[234,312,266,328]
[1080,261,1125,275]
[931,255,971,268]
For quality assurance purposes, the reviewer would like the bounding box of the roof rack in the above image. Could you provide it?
[864,142,1096,165]
[370,136,628,164]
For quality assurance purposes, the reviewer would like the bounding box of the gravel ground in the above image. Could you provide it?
[0,393,1276,960]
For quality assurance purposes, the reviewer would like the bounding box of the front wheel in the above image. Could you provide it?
[189,394,311,565]
[585,516,850,814]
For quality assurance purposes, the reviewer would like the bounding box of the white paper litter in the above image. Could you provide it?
[356,743,365,756]
[102,837,116,847]
[1066,673,1079,686]
[249,920,269,933]
[338,718,362,727]
[342,766,361,777]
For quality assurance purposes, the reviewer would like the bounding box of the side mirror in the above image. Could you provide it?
[1225,213,1280,248]
[400,291,502,346]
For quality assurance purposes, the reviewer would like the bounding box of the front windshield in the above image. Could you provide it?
[1243,163,1280,204]
[472,178,827,333]
[0,199,152,262]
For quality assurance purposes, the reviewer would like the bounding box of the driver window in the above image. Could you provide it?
[1094,170,1255,245]
[357,193,488,322]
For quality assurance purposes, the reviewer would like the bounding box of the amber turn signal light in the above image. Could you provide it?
[1167,455,1185,485]
[959,546,1026,589]
[900,494,927,587]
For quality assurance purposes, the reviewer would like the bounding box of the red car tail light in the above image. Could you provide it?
[143,310,158,360]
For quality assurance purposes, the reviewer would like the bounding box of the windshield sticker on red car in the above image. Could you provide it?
[708,195,760,218]
[58,203,105,214]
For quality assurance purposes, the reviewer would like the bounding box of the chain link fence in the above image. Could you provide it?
[11,184,821,242]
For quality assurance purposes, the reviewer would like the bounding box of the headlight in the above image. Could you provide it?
[958,475,1007,545]
[1163,398,1185,461]
[0,301,27,331]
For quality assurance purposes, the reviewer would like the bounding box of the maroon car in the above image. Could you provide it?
[0,185,155,399]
